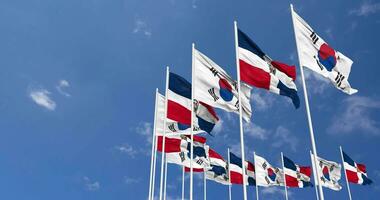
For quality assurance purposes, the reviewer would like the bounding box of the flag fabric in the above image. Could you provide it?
[283,155,313,188]
[193,48,252,122]
[291,8,357,95]
[255,154,284,187]
[311,154,342,191]
[167,72,219,134]
[229,152,256,186]
[162,135,210,169]
[237,29,300,108]
[342,150,373,185]
[185,148,230,185]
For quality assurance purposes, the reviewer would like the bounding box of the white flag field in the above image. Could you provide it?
[255,154,284,187]
[311,153,342,191]
[193,48,252,122]
[292,9,357,95]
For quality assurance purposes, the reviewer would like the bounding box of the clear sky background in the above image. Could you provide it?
[0,0,379,199]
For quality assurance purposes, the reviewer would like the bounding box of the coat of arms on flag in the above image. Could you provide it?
[283,155,313,188]
[342,149,373,185]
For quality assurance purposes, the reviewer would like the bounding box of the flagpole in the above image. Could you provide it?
[281,152,289,200]
[254,152,259,200]
[190,42,195,200]
[228,148,232,200]
[159,67,170,200]
[339,146,353,200]
[234,20,248,200]
[310,151,320,200]
[204,171,207,200]
[151,131,158,200]
[148,88,159,200]
[290,4,324,200]
[182,166,185,200]
[164,156,168,200]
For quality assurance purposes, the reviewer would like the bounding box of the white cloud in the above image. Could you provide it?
[301,68,330,95]
[114,143,138,158]
[272,126,298,152]
[244,122,269,140]
[56,79,71,97]
[124,177,141,184]
[328,96,380,135]
[191,0,198,9]
[324,28,334,40]
[251,91,275,111]
[133,19,152,37]
[136,122,153,144]
[261,187,292,197]
[350,1,380,16]
[29,88,56,111]
[212,118,223,135]
[83,176,100,191]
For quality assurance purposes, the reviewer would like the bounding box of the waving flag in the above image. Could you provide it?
[237,29,300,108]
[255,154,284,187]
[283,155,313,188]
[186,148,230,185]
[167,72,219,134]
[311,154,342,191]
[229,152,256,186]
[194,48,252,122]
[342,150,373,185]
[291,8,357,95]
[161,135,210,169]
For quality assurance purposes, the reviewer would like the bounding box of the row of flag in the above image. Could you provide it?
[157,134,372,189]
[148,5,368,200]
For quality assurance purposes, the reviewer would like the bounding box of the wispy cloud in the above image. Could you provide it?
[83,176,100,191]
[328,96,380,136]
[124,176,141,184]
[114,143,138,158]
[349,1,380,16]
[136,122,153,144]
[56,79,71,97]
[191,0,198,9]
[251,91,275,111]
[301,68,330,95]
[261,187,292,197]
[272,126,298,152]
[133,19,152,37]
[29,88,56,111]
[244,122,269,140]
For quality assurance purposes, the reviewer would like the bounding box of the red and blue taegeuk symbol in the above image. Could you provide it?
[317,43,337,71]
[322,166,331,181]
[218,79,234,102]
[267,168,277,182]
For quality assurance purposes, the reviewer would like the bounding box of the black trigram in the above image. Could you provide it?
[180,152,185,162]
[262,162,267,170]
[196,159,204,165]
[209,67,219,76]
[234,100,239,110]
[335,72,345,88]
[265,177,271,184]
[208,88,219,101]
[310,32,319,44]
[168,124,176,132]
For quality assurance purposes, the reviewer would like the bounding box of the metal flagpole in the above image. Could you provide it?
[151,132,158,200]
[149,89,159,200]
[281,152,289,200]
[254,152,259,200]
[164,156,168,200]
[228,148,232,200]
[290,4,324,200]
[310,151,320,200]
[190,43,195,200]
[159,67,170,200]
[204,171,207,200]
[233,20,248,200]
[182,166,185,200]
[340,146,353,200]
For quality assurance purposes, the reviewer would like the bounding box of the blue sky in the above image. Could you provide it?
[0,0,379,199]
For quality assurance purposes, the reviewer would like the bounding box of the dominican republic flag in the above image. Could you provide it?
[158,135,210,169]
[255,154,284,187]
[311,153,342,191]
[167,72,219,134]
[193,48,252,122]
[185,148,230,185]
[237,28,300,109]
[283,155,313,188]
[229,152,256,186]
[342,150,373,185]
[291,7,357,95]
